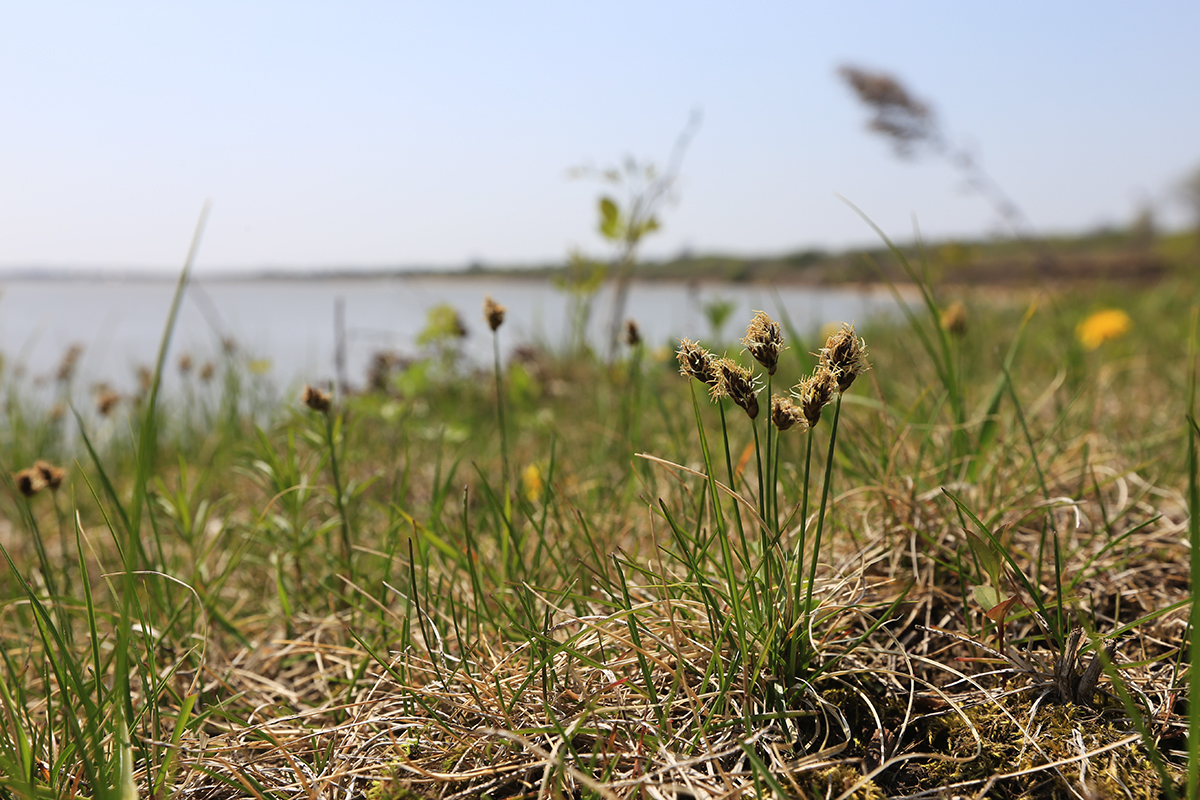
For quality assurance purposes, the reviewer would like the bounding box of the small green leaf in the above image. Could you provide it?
[598,196,622,240]
[965,530,1002,586]
[973,584,1004,611]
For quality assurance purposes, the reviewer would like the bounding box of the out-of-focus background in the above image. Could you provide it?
[1,2,1197,390]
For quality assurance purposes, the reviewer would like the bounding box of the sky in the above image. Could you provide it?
[1,2,1198,274]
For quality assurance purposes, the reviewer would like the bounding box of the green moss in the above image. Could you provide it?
[801,765,884,800]
[917,689,1172,799]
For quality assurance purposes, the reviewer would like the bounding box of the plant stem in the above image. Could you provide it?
[804,394,843,636]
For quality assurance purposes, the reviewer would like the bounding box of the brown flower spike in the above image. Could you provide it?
[819,323,871,392]
[770,395,806,432]
[302,385,332,413]
[33,460,65,491]
[714,358,760,420]
[742,311,783,376]
[483,296,506,332]
[624,319,641,347]
[676,339,719,387]
[793,367,837,427]
[14,468,45,498]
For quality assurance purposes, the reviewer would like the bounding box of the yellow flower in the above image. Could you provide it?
[1075,309,1132,350]
[521,463,544,503]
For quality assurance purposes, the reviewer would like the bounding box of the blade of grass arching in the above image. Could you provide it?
[129,202,210,566]
[942,488,1061,649]
[971,299,1038,482]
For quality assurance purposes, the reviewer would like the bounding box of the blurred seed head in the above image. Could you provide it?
[14,468,45,498]
[676,339,719,387]
[794,367,837,427]
[838,65,941,158]
[302,384,332,414]
[742,311,783,376]
[940,301,968,337]
[137,365,154,394]
[819,323,871,392]
[95,386,121,417]
[56,344,84,383]
[33,460,65,491]
[624,319,642,347]
[178,353,193,375]
[715,358,760,419]
[199,361,216,382]
[483,295,507,332]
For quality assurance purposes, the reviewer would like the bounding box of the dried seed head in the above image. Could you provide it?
[302,384,332,413]
[793,367,837,427]
[742,311,784,375]
[770,395,807,432]
[818,323,871,392]
[178,354,193,375]
[137,366,154,394]
[33,460,65,490]
[56,344,84,383]
[838,65,940,158]
[940,301,967,337]
[676,339,719,387]
[483,295,507,332]
[199,361,216,382]
[95,387,120,417]
[14,468,45,498]
[624,319,641,347]
[715,358,760,419]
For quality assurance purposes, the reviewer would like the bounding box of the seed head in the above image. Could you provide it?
[33,460,65,490]
[178,354,193,375]
[770,395,807,432]
[199,361,216,382]
[56,344,84,383]
[624,319,641,347]
[818,323,871,392]
[940,302,967,337]
[676,339,719,387]
[742,311,784,375]
[14,468,45,498]
[793,367,837,427]
[483,295,507,332]
[715,358,760,419]
[137,365,154,394]
[302,384,332,413]
[95,387,120,417]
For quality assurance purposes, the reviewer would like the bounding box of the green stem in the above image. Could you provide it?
[324,411,353,584]
[804,394,843,629]
[493,333,511,516]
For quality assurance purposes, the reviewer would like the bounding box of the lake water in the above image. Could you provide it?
[0,274,907,397]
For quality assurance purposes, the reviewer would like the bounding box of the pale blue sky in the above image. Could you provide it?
[1,3,1197,272]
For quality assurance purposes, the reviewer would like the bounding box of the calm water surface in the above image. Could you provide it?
[0,275,907,396]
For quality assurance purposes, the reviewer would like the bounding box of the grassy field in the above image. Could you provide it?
[1,247,1199,799]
